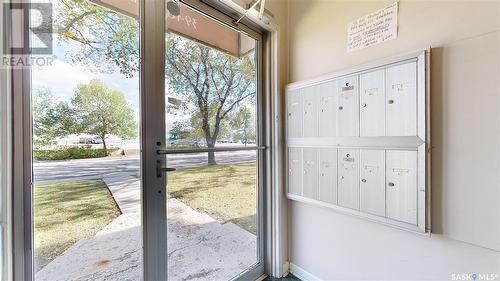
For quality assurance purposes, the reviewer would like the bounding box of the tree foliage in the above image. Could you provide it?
[72,79,137,154]
[230,106,256,146]
[54,0,139,77]
[166,34,256,164]
[33,88,73,147]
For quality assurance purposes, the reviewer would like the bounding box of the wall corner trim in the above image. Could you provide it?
[290,263,322,281]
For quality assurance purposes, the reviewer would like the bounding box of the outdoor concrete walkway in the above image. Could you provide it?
[36,174,257,281]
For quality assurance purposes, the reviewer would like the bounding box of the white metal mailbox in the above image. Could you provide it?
[285,49,429,233]
[318,81,338,137]
[360,69,386,136]
[338,149,360,210]
[303,86,319,137]
[336,76,359,136]
[287,89,302,138]
[302,148,319,200]
[359,149,386,216]
[386,62,417,136]
[319,148,338,204]
[386,150,418,224]
[288,147,302,196]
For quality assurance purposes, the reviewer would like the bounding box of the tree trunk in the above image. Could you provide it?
[207,141,216,165]
[102,134,108,156]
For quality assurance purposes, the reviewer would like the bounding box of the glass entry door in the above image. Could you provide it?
[24,0,265,279]
[162,2,265,280]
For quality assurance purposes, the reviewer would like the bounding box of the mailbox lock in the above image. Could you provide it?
[388,99,395,104]
[388,182,395,187]
[361,179,367,183]
[361,103,367,108]
[288,113,292,116]
[303,170,307,175]
[345,82,349,86]
[304,111,307,115]
[346,153,350,157]
[340,175,344,180]
[338,106,343,110]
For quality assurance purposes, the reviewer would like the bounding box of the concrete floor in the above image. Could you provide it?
[35,174,257,281]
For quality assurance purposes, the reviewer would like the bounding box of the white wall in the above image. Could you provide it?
[287,0,500,279]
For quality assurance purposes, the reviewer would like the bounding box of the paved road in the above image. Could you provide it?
[33,151,257,183]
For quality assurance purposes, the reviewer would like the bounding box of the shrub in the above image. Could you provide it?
[33,146,118,161]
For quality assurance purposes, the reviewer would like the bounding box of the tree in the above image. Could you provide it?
[230,106,256,146]
[33,88,73,147]
[166,34,256,165]
[72,79,137,155]
[54,0,139,77]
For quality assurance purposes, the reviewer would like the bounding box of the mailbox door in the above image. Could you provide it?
[303,86,319,137]
[336,76,359,136]
[287,89,303,138]
[386,62,417,136]
[288,147,303,196]
[359,149,386,216]
[386,150,418,224]
[319,148,337,204]
[319,81,338,137]
[338,148,360,209]
[302,148,319,200]
[360,70,386,136]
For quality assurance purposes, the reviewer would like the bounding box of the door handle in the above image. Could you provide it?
[160,167,176,172]
[156,160,176,177]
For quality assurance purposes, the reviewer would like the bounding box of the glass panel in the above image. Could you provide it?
[165,3,258,156]
[32,0,142,279]
[165,2,260,280]
[167,151,258,280]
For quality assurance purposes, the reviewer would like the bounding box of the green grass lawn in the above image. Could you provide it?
[168,163,257,234]
[34,179,121,269]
